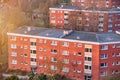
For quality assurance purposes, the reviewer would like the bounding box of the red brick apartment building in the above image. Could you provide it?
[49,1,120,32]
[71,0,120,9]
[7,26,120,80]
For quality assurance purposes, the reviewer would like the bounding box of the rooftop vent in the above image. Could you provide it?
[24,31,27,34]
[63,30,73,35]
[117,7,120,9]
[60,5,64,8]
[115,31,120,35]
[106,37,113,41]
[60,30,73,38]
[63,30,69,35]
[76,36,80,39]
[46,33,50,36]
[27,27,31,31]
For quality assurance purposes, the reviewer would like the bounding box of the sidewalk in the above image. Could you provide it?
[2,73,29,79]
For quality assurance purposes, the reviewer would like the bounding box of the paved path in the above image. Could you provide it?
[2,73,29,79]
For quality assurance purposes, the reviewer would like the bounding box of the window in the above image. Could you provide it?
[112,44,115,48]
[51,40,57,45]
[108,13,113,17]
[73,52,76,55]
[77,61,81,65]
[115,70,119,74]
[100,45,108,50]
[78,43,82,47]
[62,50,69,55]
[30,58,36,62]
[108,18,112,22]
[51,49,57,54]
[108,24,112,28]
[10,36,16,41]
[51,65,57,70]
[116,44,120,48]
[39,47,43,51]
[62,59,69,64]
[51,10,55,13]
[39,56,43,60]
[77,70,81,73]
[85,57,92,61]
[51,57,57,62]
[24,62,28,65]
[100,71,107,76]
[78,52,82,56]
[24,38,28,41]
[116,53,120,57]
[11,60,17,64]
[51,20,55,23]
[84,75,92,80]
[10,44,17,49]
[62,67,69,72]
[62,42,69,47]
[20,37,23,41]
[64,13,68,16]
[100,63,107,68]
[24,54,27,57]
[43,48,46,52]
[24,46,27,49]
[108,30,112,32]
[11,52,17,56]
[30,42,36,46]
[39,64,44,67]
[44,56,47,60]
[116,61,120,65]
[39,39,43,43]
[112,53,115,57]
[100,54,108,59]
[112,70,115,74]
[30,50,36,54]
[112,62,115,66]
[85,65,91,70]
[85,48,92,52]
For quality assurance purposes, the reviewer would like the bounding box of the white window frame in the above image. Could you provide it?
[10,44,17,49]
[62,50,69,55]
[11,60,17,64]
[11,52,17,56]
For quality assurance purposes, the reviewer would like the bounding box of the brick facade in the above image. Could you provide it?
[7,27,120,80]
[49,7,120,32]
[71,0,120,9]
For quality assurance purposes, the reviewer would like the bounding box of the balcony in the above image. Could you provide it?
[98,23,104,27]
[98,18,104,21]
[30,62,37,66]
[85,52,92,57]
[98,27,103,32]
[84,61,92,65]
[84,69,92,74]
[64,20,69,24]
[30,54,36,58]
[30,46,36,50]
[64,15,68,19]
